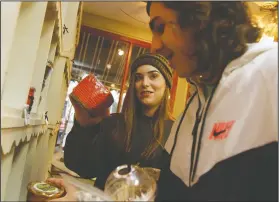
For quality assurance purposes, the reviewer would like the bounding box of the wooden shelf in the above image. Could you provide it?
[1,2,82,201]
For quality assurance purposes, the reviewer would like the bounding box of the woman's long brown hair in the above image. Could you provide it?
[121,71,172,159]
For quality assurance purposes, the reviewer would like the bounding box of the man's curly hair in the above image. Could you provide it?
[146,2,263,84]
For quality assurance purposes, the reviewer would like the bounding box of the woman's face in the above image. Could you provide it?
[134,65,166,109]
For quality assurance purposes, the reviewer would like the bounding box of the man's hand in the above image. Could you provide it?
[47,178,77,202]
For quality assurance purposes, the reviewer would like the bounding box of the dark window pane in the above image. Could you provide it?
[72,29,132,113]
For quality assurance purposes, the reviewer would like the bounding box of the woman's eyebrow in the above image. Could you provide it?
[147,70,160,74]
[135,70,159,75]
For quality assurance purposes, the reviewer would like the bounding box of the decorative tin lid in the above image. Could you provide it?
[28,181,65,199]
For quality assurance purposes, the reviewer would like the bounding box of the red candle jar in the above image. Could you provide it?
[70,74,114,116]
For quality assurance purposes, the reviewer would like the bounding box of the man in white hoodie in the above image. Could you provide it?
[147,2,278,201]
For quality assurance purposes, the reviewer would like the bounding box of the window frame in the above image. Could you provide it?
[79,25,178,113]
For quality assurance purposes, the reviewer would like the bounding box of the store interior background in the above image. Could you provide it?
[57,1,278,148]
[56,2,181,148]
[1,2,277,201]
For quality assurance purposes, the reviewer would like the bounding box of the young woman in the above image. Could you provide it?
[63,53,174,190]
[147,2,277,201]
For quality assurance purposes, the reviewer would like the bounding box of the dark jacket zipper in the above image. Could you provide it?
[189,92,202,187]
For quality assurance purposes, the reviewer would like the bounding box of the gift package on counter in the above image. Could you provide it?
[60,174,113,201]
[27,164,158,201]
[142,167,161,182]
[70,74,114,116]
[62,165,157,201]
[105,164,157,201]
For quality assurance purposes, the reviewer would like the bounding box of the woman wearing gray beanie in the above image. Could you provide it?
[63,53,175,190]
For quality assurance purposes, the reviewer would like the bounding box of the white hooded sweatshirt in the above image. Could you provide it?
[165,39,278,189]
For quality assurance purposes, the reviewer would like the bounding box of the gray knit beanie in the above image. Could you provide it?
[130,53,173,88]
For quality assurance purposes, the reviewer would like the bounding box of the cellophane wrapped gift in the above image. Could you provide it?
[70,74,114,116]
[60,174,113,201]
[104,165,157,201]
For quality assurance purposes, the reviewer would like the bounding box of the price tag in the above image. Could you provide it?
[23,104,30,125]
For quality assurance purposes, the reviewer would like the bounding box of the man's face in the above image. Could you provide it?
[149,2,197,78]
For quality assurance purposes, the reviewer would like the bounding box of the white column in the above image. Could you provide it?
[1,2,47,111]
[1,147,15,201]
[18,136,39,200]
[1,2,22,93]
[36,42,58,115]
[4,142,29,201]
[30,13,56,114]
[46,57,67,125]
[60,2,80,59]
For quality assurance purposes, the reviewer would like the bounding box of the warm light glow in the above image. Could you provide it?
[118,49,124,56]
[134,179,139,186]
[82,73,88,80]
[106,64,112,69]
[111,84,115,88]
[259,33,275,43]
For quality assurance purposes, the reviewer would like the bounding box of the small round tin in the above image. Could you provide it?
[27,181,65,201]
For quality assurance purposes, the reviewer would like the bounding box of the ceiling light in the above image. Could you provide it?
[106,64,112,69]
[118,49,124,56]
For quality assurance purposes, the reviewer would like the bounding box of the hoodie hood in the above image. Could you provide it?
[222,39,278,77]
[186,39,277,100]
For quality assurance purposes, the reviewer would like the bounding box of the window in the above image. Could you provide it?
[71,26,177,113]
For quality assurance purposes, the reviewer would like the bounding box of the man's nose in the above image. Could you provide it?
[150,34,164,53]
